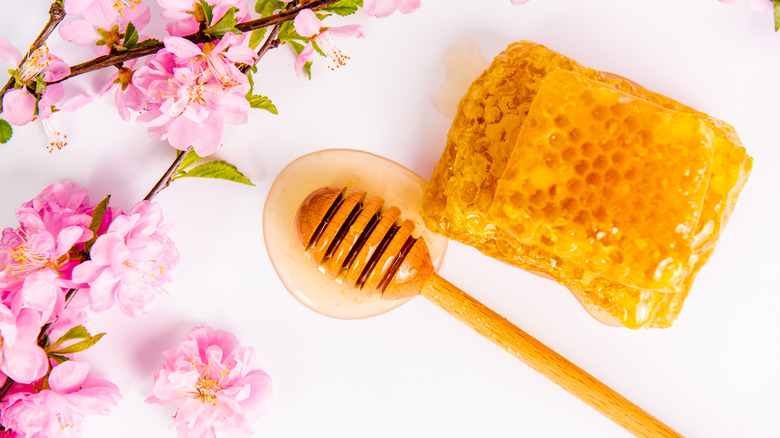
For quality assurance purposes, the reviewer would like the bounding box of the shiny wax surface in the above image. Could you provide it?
[263,149,448,319]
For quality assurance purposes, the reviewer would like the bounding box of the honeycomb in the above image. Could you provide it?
[422,41,752,328]
[489,70,713,292]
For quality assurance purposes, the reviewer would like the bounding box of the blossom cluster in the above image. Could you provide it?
[0,181,178,437]
[0,0,427,155]
[147,326,273,438]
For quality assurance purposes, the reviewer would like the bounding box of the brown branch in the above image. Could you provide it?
[0,1,66,112]
[51,0,340,84]
[144,148,191,201]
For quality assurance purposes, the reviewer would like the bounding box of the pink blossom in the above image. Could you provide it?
[0,186,93,293]
[158,0,251,37]
[164,33,257,89]
[293,9,365,76]
[71,201,178,317]
[0,42,72,128]
[362,0,421,17]
[147,326,273,438]
[0,306,48,384]
[132,49,250,155]
[718,0,772,11]
[99,60,148,121]
[59,0,151,47]
[0,361,121,437]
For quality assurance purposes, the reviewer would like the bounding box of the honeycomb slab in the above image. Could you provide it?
[422,41,752,328]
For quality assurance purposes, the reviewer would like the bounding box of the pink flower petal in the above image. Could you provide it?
[293,9,322,38]
[58,94,93,112]
[328,24,365,39]
[2,89,36,126]
[294,44,315,76]
[190,114,224,157]
[64,0,96,15]
[41,56,71,82]
[0,37,22,66]
[224,44,258,65]
[58,20,100,46]
[164,37,204,59]
[49,360,90,394]
[82,0,118,29]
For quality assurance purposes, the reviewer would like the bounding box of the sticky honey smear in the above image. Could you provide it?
[422,41,752,329]
[431,39,490,120]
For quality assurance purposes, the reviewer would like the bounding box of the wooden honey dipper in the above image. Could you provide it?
[295,185,682,438]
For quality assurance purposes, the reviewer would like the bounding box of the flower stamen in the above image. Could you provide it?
[17,44,51,83]
[42,117,68,152]
[193,376,221,405]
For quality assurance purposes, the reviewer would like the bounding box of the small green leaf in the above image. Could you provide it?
[177,161,254,185]
[247,94,278,114]
[47,325,91,352]
[123,21,139,49]
[0,119,12,143]
[249,28,266,50]
[774,0,780,31]
[204,7,241,39]
[174,149,203,177]
[198,0,214,25]
[247,71,255,94]
[84,195,111,253]
[137,38,162,48]
[322,0,363,16]
[255,0,284,15]
[277,20,304,43]
[311,39,326,58]
[34,76,47,95]
[49,354,70,364]
[50,333,105,355]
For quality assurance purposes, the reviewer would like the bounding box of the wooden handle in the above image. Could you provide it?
[421,273,682,438]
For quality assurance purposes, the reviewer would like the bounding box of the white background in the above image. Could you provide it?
[2,0,780,437]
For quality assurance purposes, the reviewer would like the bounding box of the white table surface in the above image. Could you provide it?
[2,0,779,437]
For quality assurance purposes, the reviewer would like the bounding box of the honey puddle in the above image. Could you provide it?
[263,149,448,319]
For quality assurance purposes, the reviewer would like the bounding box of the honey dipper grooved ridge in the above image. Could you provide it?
[295,185,434,300]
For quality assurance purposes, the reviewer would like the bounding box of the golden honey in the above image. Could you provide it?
[422,41,752,328]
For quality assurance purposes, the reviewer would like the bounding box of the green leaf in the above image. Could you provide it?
[49,354,70,364]
[0,119,12,143]
[247,94,278,114]
[50,333,105,355]
[123,21,139,49]
[47,325,93,352]
[177,161,254,185]
[277,20,304,43]
[137,38,162,48]
[249,28,266,50]
[247,71,255,94]
[84,195,111,253]
[34,76,47,95]
[774,0,780,32]
[174,149,203,177]
[204,7,241,39]
[255,0,285,15]
[198,0,214,25]
[322,0,363,16]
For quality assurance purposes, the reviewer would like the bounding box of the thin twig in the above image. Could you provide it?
[0,1,66,112]
[144,148,191,201]
[49,0,340,85]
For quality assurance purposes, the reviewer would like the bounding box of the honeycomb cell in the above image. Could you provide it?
[422,41,753,329]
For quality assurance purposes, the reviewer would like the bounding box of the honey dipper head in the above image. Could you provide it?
[295,186,435,300]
